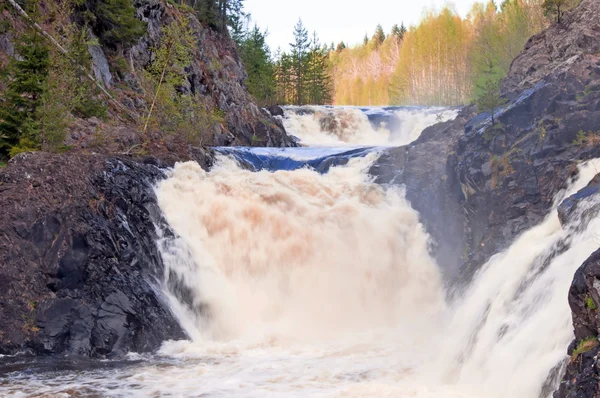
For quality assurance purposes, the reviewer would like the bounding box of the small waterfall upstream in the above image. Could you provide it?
[2,106,599,397]
[280,106,458,147]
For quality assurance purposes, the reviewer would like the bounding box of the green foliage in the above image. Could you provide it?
[475,60,507,124]
[274,21,332,105]
[390,23,407,42]
[574,130,587,146]
[85,0,147,47]
[585,294,597,311]
[372,24,386,47]
[542,0,578,23]
[0,29,50,157]
[0,17,108,158]
[174,0,245,32]
[142,18,215,144]
[571,336,599,362]
[67,28,107,119]
[9,137,39,158]
[238,26,276,105]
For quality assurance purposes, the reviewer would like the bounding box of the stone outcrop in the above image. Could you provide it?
[0,151,213,357]
[554,179,600,398]
[370,110,473,277]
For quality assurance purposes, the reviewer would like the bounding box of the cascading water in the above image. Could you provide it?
[2,106,599,398]
[280,106,458,147]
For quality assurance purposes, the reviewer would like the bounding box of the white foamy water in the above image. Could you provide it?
[280,106,458,147]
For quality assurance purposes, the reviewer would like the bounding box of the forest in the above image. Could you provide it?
[300,0,580,106]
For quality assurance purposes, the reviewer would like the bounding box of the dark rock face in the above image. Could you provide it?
[555,248,600,398]
[0,152,213,357]
[370,110,474,277]
[502,0,600,99]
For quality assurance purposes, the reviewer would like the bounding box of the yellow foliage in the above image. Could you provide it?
[331,0,547,106]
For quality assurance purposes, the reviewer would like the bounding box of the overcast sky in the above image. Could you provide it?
[243,0,480,52]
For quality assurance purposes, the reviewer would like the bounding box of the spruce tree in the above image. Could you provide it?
[475,60,507,125]
[373,24,386,47]
[0,29,49,157]
[391,23,406,42]
[92,0,147,47]
[290,19,310,105]
[239,26,276,105]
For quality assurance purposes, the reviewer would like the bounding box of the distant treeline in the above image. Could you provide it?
[237,0,580,108]
[330,0,581,106]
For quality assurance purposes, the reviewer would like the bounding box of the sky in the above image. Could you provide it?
[243,0,479,52]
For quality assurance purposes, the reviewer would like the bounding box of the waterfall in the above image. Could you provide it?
[151,145,600,397]
[280,106,458,147]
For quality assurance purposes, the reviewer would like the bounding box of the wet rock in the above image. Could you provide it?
[266,105,284,117]
[0,152,209,358]
[370,110,474,278]
[554,249,600,398]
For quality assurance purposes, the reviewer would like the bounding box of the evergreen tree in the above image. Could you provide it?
[306,32,332,104]
[363,34,369,46]
[290,19,310,105]
[238,26,276,105]
[194,0,246,32]
[0,29,49,157]
[91,0,147,47]
[391,23,406,42]
[372,24,385,47]
[475,60,507,124]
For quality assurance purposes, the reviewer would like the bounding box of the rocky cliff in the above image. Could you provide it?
[0,0,293,153]
[371,0,600,283]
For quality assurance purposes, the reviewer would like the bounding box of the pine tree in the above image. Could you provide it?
[475,60,507,124]
[305,32,332,104]
[391,23,406,42]
[290,19,310,105]
[92,0,147,47]
[0,28,49,157]
[238,26,276,105]
[373,24,385,47]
